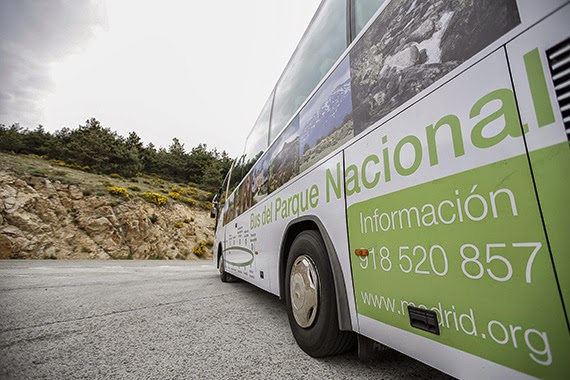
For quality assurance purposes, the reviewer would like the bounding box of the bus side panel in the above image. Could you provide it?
[344,48,570,378]
[223,201,272,292]
[506,3,570,323]
[222,152,359,330]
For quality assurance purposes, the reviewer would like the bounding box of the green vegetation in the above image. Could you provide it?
[193,241,207,256]
[107,186,129,198]
[139,192,168,206]
[0,118,232,192]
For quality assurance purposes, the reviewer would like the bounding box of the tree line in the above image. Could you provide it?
[0,118,233,192]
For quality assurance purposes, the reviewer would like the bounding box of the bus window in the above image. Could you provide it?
[270,0,347,142]
[351,0,386,39]
[243,92,272,175]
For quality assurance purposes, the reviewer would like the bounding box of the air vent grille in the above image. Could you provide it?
[546,37,570,141]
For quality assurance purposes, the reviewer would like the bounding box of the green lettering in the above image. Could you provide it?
[394,135,423,176]
[361,154,381,189]
[309,185,319,208]
[345,164,361,196]
[524,48,555,127]
[470,89,527,148]
[325,163,342,202]
[426,114,465,166]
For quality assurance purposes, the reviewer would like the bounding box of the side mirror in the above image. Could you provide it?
[210,194,220,219]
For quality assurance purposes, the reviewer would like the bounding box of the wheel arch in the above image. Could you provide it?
[279,215,352,331]
[216,242,223,268]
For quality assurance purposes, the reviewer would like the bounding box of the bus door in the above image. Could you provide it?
[506,2,570,322]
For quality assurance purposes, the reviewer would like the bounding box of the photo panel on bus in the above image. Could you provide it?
[251,153,270,206]
[238,172,253,216]
[299,55,354,173]
[268,116,300,194]
[349,0,521,136]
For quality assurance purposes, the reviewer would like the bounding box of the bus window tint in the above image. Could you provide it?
[228,155,245,195]
[243,93,272,175]
[352,0,386,38]
[270,0,347,142]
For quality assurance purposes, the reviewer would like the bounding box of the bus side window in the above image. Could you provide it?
[351,0,386,40]
[270,0,347,142]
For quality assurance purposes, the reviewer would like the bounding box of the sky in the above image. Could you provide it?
[0,0,321,158]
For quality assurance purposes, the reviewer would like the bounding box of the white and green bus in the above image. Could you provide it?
[211,1,570,378]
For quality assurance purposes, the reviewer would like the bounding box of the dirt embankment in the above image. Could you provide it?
[0,154,215,260]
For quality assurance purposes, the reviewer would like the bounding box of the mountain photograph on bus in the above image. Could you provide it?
[238,172,252,216]
[268,116,300,193]
[251,153,270,206]
[299,56,354,173]
[349,0,521,135]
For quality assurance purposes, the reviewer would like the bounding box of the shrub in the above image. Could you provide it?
[107,186,129,198]
[171,186,186,195]
[186,187,198,197]
[183,218,191,224]
[180,197,196,206]
[193,241,207,257]
[149,213,159,224]
[110,173,122,179]
[139,192,168,206]
[199,201,212,211]
[51,159,90,172]
[168,192,181,200]
[174,221,184,229]
[205,239,214,247]
[128,185,141,192]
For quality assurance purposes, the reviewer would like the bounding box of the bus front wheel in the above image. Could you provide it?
[285,230,354,357]
[219,254,232,283]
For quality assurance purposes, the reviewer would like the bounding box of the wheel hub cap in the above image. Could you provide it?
[290,255,319,328]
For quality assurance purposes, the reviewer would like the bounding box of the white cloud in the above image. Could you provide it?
[0,0,321,157]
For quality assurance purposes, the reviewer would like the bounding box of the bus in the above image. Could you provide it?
[211,1,570,378]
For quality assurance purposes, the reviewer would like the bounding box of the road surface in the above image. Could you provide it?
[0,260,452,379]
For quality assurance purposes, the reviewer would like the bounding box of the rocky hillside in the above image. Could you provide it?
[0,153,215,260]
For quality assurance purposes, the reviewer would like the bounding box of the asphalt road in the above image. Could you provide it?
[0,260,452,379]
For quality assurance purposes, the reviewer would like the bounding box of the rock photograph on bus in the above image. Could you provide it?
[349,0,521,135]
[238,172,252,216]
[299,56,354,172]
[268,116,300,193]
[251,154,270,206]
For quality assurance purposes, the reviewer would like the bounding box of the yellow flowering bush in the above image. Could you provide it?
[139,192,168,206]
[193,241,207,257]
[107,187,129,198]
[171,186,186,195]
[180,197,197,206]
[169,192,181,200]
[199,201,212,211]
[52,159,90,171]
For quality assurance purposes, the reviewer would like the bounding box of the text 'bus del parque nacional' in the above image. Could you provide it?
[210,1,570,378]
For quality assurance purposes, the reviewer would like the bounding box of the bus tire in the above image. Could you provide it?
[285,230,354,357]
[219,255,232,283]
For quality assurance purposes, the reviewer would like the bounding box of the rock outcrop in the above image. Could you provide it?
[0,170,214,260]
